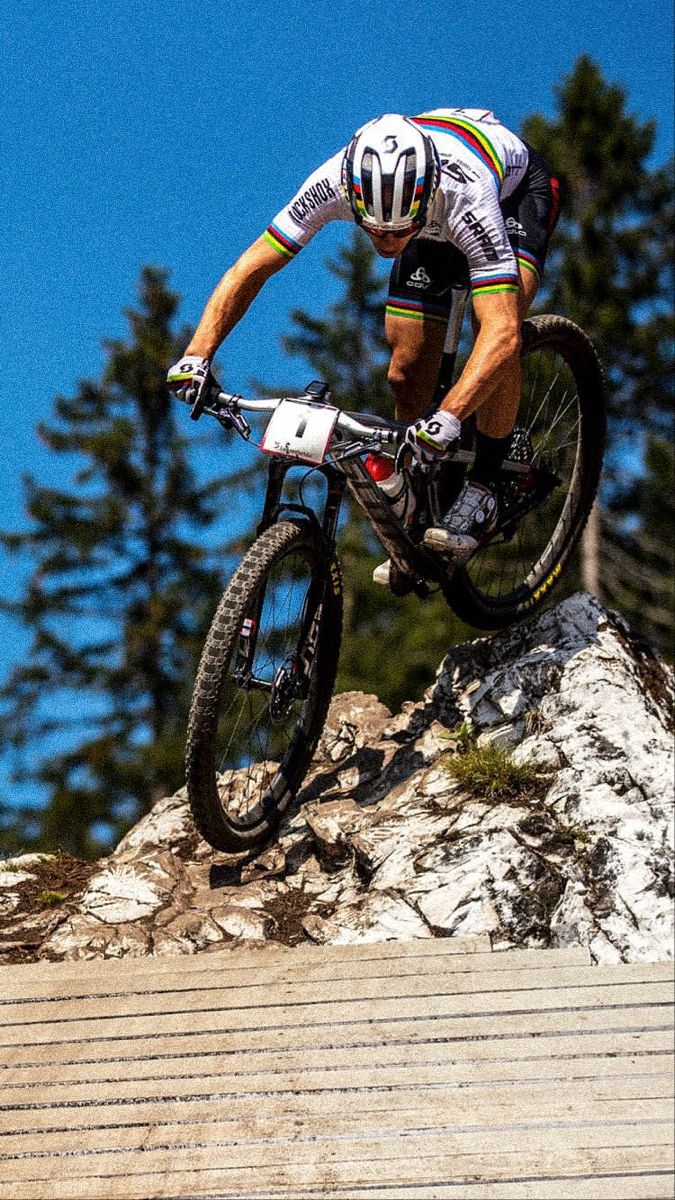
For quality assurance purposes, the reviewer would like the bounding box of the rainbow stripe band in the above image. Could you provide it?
[264,223,302,259]
[472,274,519,297]
[409,176,426,220]
[516,249,541,280]
[386,296,449,325]
[413,114,504,190]
[350,175,367,219]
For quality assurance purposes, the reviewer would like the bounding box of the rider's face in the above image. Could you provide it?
[365,229,418,258]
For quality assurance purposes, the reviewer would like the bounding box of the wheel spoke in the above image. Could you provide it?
[460,328,585,612]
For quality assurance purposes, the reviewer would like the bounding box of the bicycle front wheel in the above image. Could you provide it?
[446,315,606,630]
[186,520,343,852]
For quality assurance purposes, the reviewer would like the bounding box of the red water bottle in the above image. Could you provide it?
[363,453,416,525]
[364,452,395,482]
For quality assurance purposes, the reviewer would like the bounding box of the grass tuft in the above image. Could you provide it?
[37,890,69,908]
[444,737,542,802]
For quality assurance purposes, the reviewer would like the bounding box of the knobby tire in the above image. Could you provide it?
[446,315,606,629]
[186,520,342,852]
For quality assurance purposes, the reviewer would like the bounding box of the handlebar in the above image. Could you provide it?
[180,386,532,476]
[209,389,405,447]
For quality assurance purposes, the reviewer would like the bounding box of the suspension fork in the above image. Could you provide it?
[256,458,345,544]
[232,460,288,684]
[237,460,346,684]
[294,466,345,681]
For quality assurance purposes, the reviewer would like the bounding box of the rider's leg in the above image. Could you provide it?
[468,267,538,485]
[421,150,560,561]
[385,313,447,423]
[374,264,453,589]
[423,268,538,559]
[474,266,538,437]
[385,238,466,422]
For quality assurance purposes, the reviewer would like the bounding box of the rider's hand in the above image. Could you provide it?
[398,410,462,468]
[167,354,212,407]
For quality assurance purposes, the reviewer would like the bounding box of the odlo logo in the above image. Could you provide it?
[408,267,431,290]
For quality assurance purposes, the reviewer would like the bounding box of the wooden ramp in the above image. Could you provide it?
[0,937,672,1199]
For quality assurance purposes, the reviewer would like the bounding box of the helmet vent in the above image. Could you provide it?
[361,150,375,216]
[401,150,417,215]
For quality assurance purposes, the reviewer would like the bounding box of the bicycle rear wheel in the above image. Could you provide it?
[186,520,342,852]
[446,315,605,630]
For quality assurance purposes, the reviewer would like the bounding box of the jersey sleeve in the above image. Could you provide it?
[444,182,519,297]
[263,149,351,261]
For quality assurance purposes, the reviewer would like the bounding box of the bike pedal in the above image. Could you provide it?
[372,559,424,598]
[422,526,475,562]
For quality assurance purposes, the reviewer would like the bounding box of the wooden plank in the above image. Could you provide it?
[3,960,670,1027]
[3,1127,673,1191]
[0,934,494,990]
[5,1082,669,1145]
[326,1178,675,1200]
[1,1135,673,1184]
[1,1000,668,1071]
[1,1096,672,1158]
[318,1182,675,1200]
[3,1070,667,1132]
[0,945,591,1005]
[324,1182,673,1200]
[0,943,590,1000]
[1,980,671,1047]
[2,1165,674,1200]
[0,946,670,1198]
[2,1027,669,1090]
[2,1042,672,1108]
[215,1179,675,1200]
[1,1039,671,1113]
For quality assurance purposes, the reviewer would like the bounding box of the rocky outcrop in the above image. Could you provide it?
[1,594,672,966]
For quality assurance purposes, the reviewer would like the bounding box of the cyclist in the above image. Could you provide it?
[168,109,560,564]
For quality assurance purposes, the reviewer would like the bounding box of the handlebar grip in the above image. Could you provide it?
[189,378,223,421]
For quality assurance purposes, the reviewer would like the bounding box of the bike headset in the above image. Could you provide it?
[342,114,440,235]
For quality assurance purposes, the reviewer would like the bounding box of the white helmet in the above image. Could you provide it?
[343,114,440,232]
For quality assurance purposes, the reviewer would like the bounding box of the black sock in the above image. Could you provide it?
[469,432,512,486]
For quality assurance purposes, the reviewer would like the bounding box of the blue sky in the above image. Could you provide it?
[1,0,673,813]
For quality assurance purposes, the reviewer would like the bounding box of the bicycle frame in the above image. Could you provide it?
[196,309,542,599]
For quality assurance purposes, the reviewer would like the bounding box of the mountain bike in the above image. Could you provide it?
[180,306,605,851]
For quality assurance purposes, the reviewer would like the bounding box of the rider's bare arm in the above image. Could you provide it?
[438,290,521,424]
[185,237,288,359]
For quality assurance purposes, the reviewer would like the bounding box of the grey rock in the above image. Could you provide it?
[4,593,668,967]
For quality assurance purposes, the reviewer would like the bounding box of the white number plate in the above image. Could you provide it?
[261,399,339,465]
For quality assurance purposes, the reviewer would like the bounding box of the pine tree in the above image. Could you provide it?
[0,268,228,856]
[522,55,674,653]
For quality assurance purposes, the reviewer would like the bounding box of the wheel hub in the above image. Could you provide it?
[270,660,304,721]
